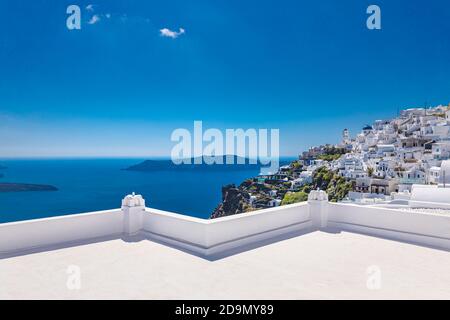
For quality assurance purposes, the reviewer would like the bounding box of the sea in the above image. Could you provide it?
[0,158,294,223]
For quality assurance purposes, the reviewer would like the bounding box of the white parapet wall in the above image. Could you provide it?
[328,202,450,250]
[1,192,450,258]
[143,202,312,256]
[0,209,123,255]
[409,184,450,209]
[0,194,313,258]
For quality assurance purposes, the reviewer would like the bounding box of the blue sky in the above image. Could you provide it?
[0,0,449,158]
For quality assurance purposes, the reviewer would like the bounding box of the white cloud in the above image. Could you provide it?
[86,4,94,12]
[159,27,185,39]
[88,15,100,25]
[105,13,111,19]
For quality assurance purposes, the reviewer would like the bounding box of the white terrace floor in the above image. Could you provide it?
[1,230,450,300]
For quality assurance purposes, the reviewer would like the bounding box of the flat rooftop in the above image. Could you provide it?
[1,231,450,300]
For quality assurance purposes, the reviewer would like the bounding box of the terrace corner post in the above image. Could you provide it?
[308,190,329,229]
[122,193,146,236]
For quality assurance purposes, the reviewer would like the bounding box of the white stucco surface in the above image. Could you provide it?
[1,230,450,300]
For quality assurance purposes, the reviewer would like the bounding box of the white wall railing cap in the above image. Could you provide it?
[122,192,145,207]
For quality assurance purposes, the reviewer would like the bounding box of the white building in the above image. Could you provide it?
[428,166,441,184]
[432,141,450,160]
[401,108,426,117]
[398,167,426,185]
[432,123,450,139]
[291,171,313,189]
[376,144,396,157]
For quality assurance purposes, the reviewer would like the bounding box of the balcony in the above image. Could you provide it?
[1,191,450,299]
[399,178,426,184]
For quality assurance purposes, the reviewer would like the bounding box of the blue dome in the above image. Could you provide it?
[363,125,373,130]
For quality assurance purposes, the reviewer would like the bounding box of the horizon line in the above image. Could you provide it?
[0,155,299,161]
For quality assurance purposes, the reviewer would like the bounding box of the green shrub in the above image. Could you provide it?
[317,154,343,161]
[311,167,353,202]
[282,191,308,205]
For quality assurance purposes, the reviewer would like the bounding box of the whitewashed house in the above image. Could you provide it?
[432,141,450,160]
[376,159,397,178]
[398,168,426,186]
[291,171,313,190]
[428,167,441,184]
[355,177,370,193]
[401,108,426,117]
[376,144,396,157]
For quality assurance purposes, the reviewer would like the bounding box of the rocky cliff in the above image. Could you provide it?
[210,184,253,219]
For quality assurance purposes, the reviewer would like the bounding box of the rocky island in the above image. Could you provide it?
[125,155,263,172]
[0,183,58,193]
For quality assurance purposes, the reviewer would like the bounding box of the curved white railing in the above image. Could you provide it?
[1,192,450,258]
[0,209,123,254]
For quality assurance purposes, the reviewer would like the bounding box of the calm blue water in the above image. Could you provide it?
[0,158,292,223]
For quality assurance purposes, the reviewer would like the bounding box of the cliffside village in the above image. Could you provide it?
[211,103,450,218]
